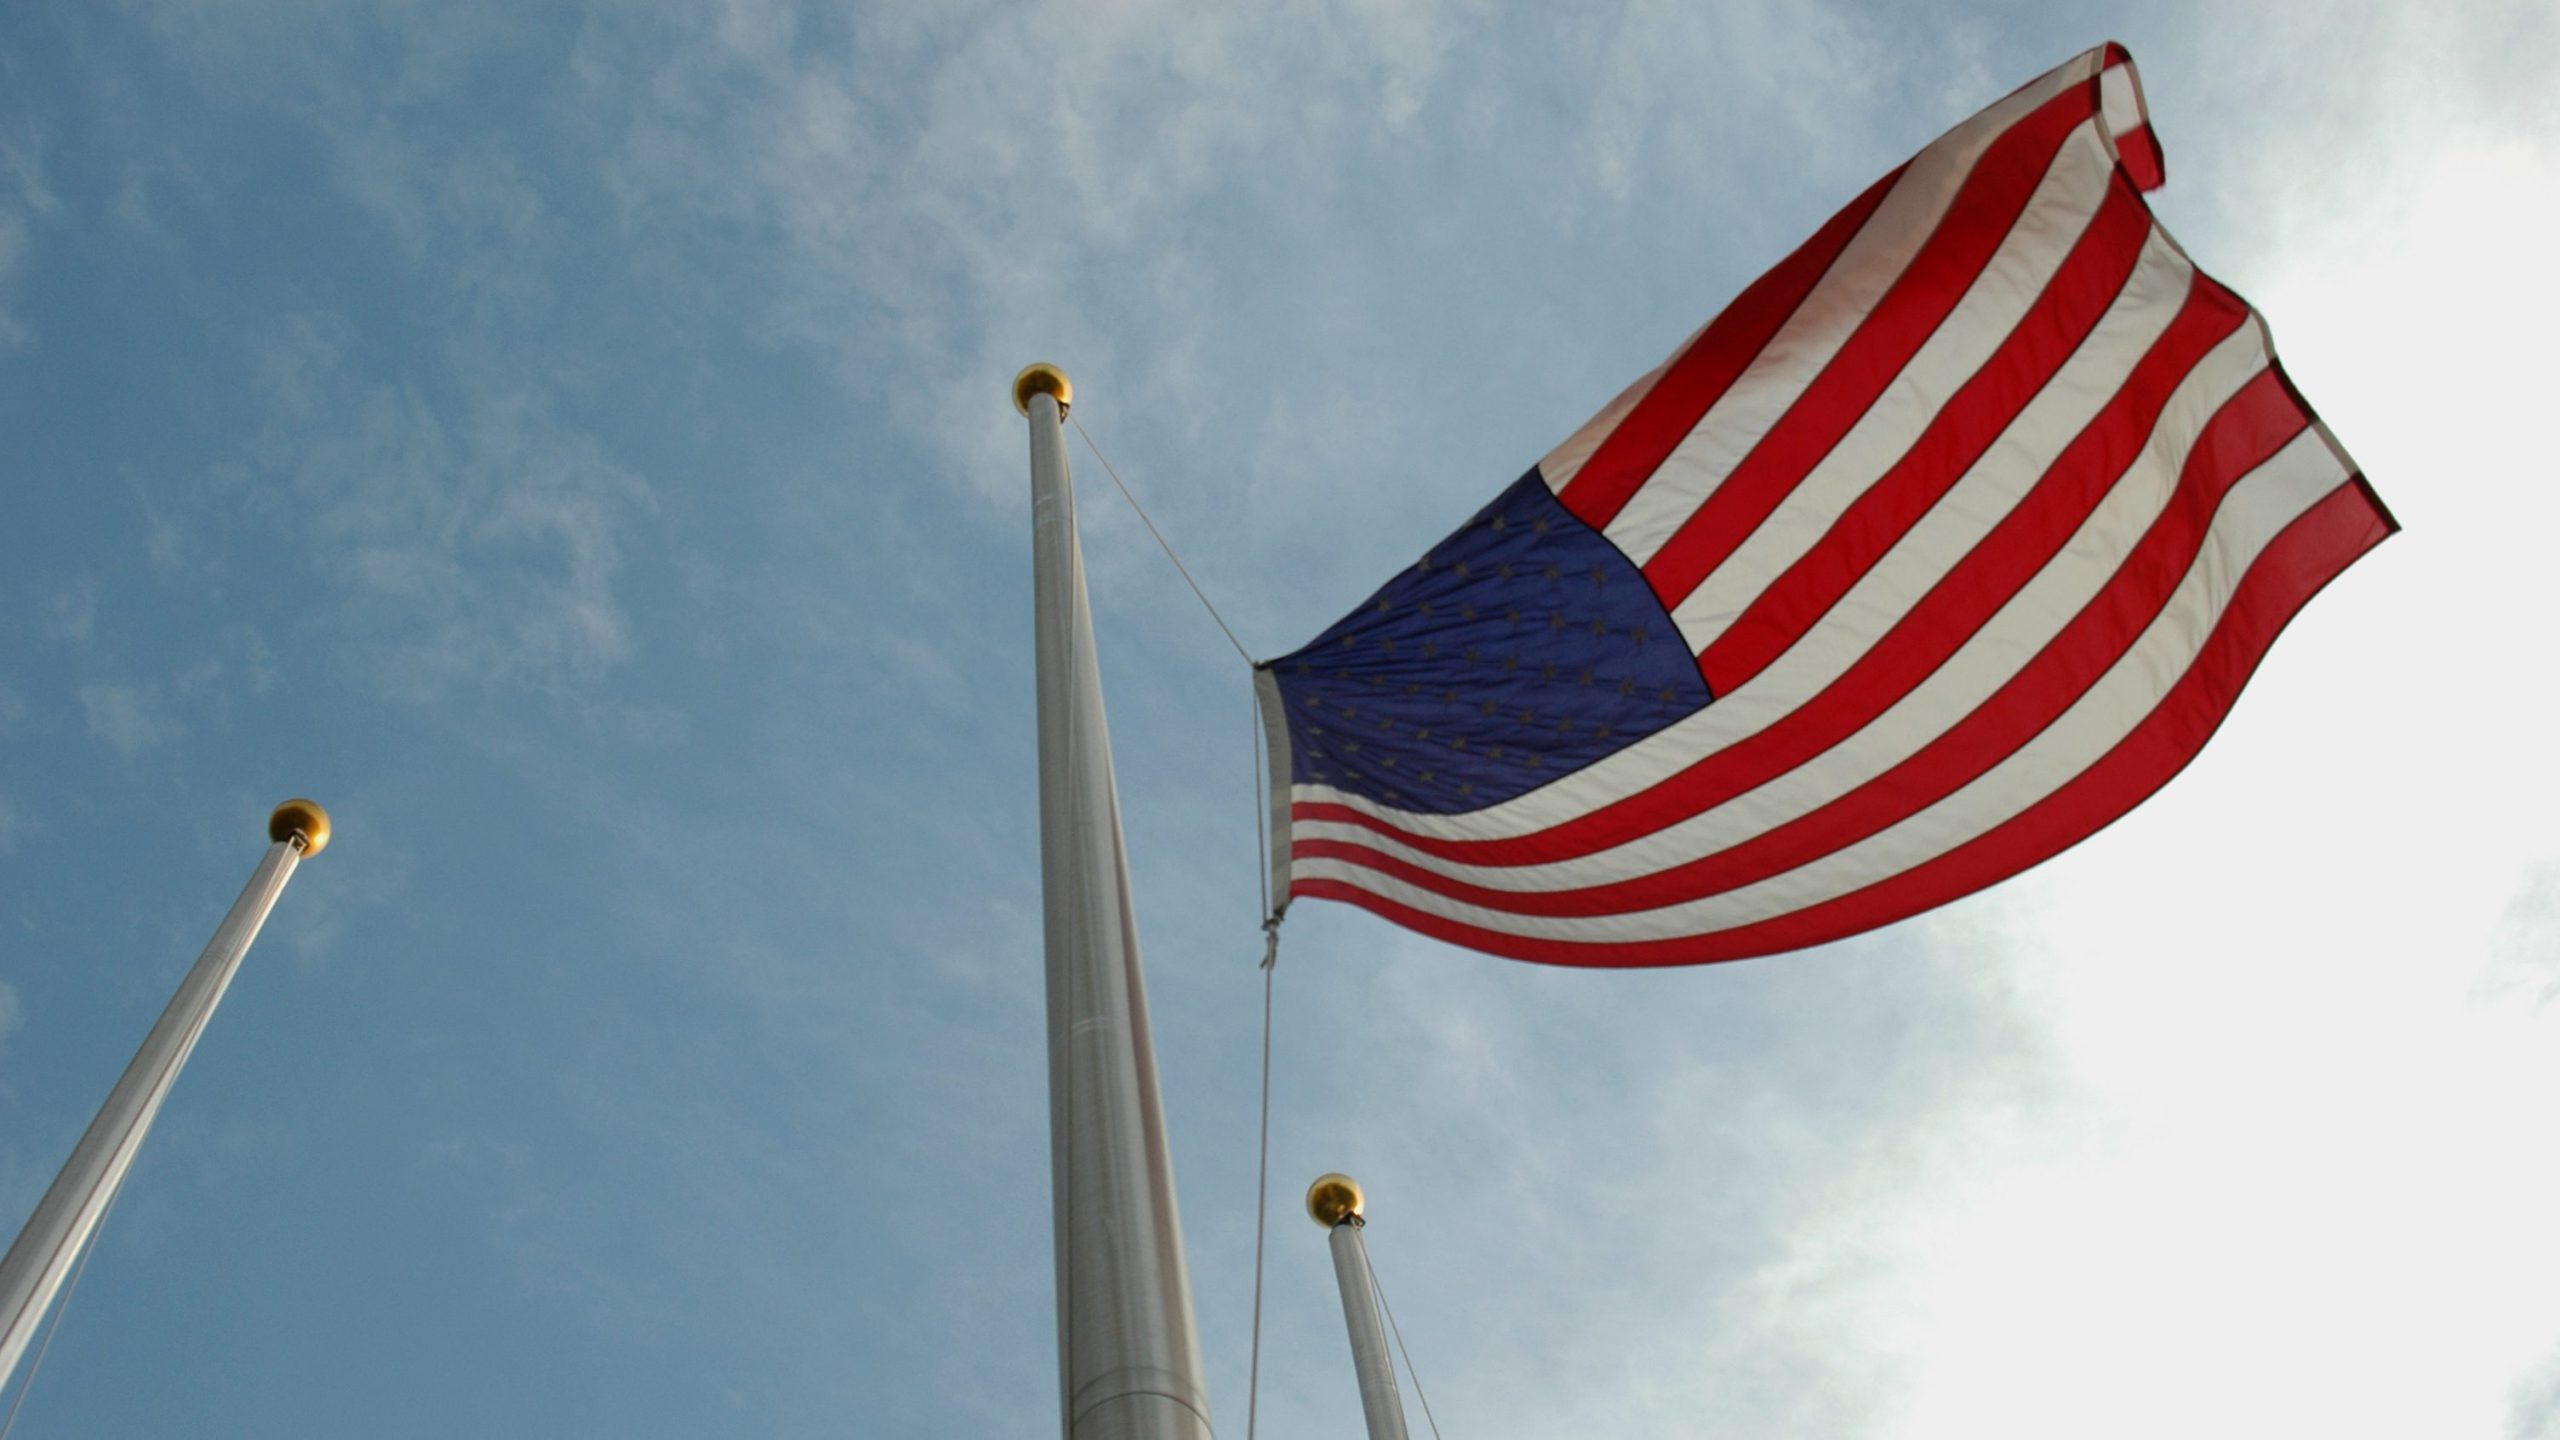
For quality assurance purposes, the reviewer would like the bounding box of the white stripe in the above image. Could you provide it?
[1583,51,2104,559]
[2099,62,2145,148]
[1298,321,2274,892]
[1296,426,2351,938]
[1295,227,2204,845]
[1668,121,2120,648]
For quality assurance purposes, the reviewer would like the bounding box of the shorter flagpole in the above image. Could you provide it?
[0,800,331,1390]
[1307,1174,1409,1440]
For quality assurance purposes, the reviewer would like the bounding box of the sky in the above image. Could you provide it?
[2,2,2557,1436]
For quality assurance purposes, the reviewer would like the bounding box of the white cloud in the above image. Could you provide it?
[39,577,97,646]
[2480,864,2560,1011]
[2515,1345,2560,1440]
[218,307,657,703]
[77,680,173,752]
[0,209,31,349]
[0,121,57,350]
[1580,0,1886,203]
[567,0,1487,509]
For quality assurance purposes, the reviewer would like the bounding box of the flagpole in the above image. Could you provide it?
[1307,1174,1410,1440]
[1018,365,1215,1440]
[0,800,331,1390]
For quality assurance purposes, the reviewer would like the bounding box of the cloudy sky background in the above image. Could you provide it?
[4,2,2557,1436]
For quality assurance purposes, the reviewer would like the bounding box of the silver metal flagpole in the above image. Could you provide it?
[0,800,331,1390]
[1307,1174,1409,1440]
[1018,365,1215,1440]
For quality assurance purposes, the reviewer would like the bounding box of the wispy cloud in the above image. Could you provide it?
[133,294,660,706]
[2481,863,2560,1011]
[565,0,1482,503]
[274,362,657,702]
[1578,0,1890,203]
[2515,1344,2560,1440]
[77,680,172,752]
[39,576,97,646]
[0,121,56,350]
[0,211,32,349]
[61,7,660,709]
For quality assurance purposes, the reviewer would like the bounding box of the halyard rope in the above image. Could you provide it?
[1245,693,1279,1439]
[1244,932,1279,1440]
[1365,1246,1445,1440]
[0,1166,130,1440]
[1071,413,1254,667]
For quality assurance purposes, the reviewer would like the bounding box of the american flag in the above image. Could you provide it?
[1254,43,2394,967]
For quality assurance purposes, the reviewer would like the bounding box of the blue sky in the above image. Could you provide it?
[3,2,2557,1436]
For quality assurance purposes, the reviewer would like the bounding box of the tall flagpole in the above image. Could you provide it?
[1307,1174,1410,1440]
[0,800,331,1390]
[1018,365,1215,1440]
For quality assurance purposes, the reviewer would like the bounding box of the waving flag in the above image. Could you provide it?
[1254,43,2394,967]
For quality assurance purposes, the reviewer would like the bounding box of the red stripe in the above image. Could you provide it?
[1292,273,2249,869]
[1294,366,2312,918]
[1696,183,2155,692]
[1639,89,2100,609]
[2114,123,2165,192]
[1556,166,1904,531]
[1289,478,2393,966]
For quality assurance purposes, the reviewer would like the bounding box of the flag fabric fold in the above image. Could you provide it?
[1255,42,2393,967]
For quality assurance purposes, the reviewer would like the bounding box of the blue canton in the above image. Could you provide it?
[1264,469,1715,815]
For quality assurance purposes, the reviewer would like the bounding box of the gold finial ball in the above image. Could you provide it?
[1306,1173,1365,1228]
[1012,363,1073,416]
[268,798,331,857]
